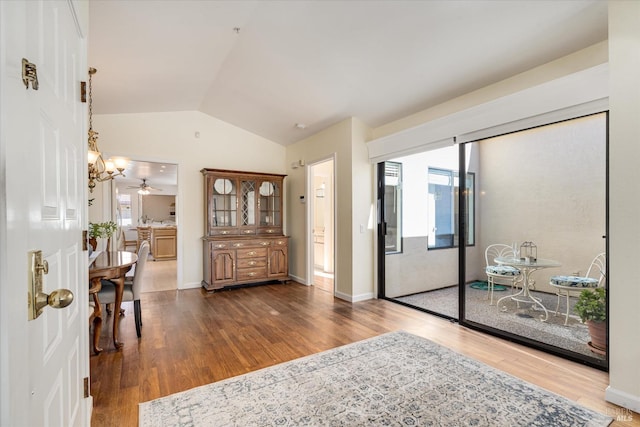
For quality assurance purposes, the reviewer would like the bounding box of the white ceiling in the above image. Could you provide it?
[117,160,178,187]
[88,0,607,146]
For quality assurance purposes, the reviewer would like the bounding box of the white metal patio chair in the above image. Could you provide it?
[484,244,523,305]
[549,252,606,325]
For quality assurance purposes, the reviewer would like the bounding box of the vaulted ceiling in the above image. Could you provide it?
[88,0,607,146]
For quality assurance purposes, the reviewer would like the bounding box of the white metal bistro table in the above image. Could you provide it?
[494,257,561,321]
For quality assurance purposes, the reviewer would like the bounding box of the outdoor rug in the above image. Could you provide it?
[139,331,612,427]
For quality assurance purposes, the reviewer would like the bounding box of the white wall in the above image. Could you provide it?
[351,118,375,301]
[373,42,608,141]
[141,194,175,223]
[606,0,640,413]
[286,119,351,290]
[95,111,286,288]
[286,118,374,301]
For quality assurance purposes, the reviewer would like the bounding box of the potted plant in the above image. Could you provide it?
[573,287,606,354]
[88,221,118,250]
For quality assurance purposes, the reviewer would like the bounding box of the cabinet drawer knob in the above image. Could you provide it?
[248,272,256,277]
[261,242,269,246]
[243,230,252,234]
[233,243,242,247]
[249,261,256,266]
[248,251,256,256]
[266,229,274,233]
[221,231,229,235]
[215,244,226,249]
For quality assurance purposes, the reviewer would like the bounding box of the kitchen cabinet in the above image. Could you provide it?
[201,169,289,290]
[152,227,177,260]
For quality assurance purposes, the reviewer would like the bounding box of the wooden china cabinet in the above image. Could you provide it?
[201,168,289,290]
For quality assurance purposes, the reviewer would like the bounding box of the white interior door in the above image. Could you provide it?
[0,1,89,425]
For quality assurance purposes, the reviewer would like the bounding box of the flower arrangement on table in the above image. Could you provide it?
[88,221,118,250]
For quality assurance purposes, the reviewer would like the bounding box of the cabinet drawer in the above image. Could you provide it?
[153,227,176,236]
[210,228,238,236]
[237,258,267,268]
[258,227,281,235]
[229,241,269,249]
[210,241,229,250]
[272,239,288,247]
[211,240,272,250]
[237,267,267,281]
[237,248,268,258]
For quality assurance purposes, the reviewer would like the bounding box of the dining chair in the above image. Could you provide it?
[549,252,606,325]
[88,279,103,354]
[137,226,152,252]
[98,241,150,337]
[484,244,523,305]
[118,226,137,251]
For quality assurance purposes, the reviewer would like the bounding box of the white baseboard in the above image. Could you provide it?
[180,282,201,290]
[605,386,640,415]
[288,273,307,285]
[335,291,374,302]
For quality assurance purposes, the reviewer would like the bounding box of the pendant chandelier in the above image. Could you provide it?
[87,67,127,192]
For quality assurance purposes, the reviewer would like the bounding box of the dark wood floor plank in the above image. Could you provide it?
[90,282,638,426]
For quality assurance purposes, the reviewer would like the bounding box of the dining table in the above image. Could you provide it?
[89,250,137,351]
[494,256,561,321]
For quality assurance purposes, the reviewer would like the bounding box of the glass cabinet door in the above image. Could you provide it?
[258,180,281,228]
[240,179,256,227]
[211,177,237,228]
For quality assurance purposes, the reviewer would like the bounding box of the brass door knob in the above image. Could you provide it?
[28,250,75,320]
[47,289,74,308]
[34,288,74,314]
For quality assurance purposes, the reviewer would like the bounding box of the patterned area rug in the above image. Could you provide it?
[139,331,612,426]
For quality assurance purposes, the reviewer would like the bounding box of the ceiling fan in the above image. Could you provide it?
[128,178,162,195]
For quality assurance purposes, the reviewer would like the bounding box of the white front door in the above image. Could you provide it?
[0,1,89,425]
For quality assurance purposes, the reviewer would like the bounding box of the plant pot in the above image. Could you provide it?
[586,320,606,355]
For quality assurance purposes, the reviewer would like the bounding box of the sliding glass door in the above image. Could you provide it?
[463,113,608,368]
[379,146,462,320]
[378,112,608,369]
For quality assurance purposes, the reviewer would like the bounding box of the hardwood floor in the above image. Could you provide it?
[90,282,638,426]
[140,257,177,293]
[313,270,334,293]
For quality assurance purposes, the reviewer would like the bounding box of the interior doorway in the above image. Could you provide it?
[114,159,179,292]
[308,157,335,293]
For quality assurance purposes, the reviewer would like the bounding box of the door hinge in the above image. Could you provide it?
[84,377,90,398]
[80,81,87,103]
[22,58,39,90]
[82,230,88,251]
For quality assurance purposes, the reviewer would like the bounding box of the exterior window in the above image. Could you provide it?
[384,162,402,254]
[117,193,132,226]
[427,168,474,249]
